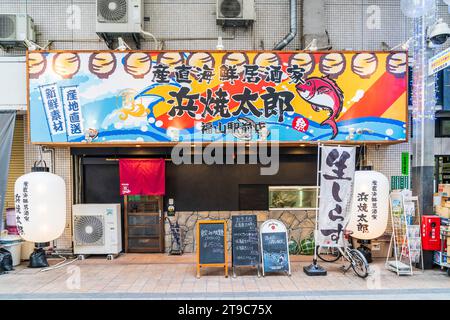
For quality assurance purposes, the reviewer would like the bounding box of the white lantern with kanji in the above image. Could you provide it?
[14,172,66,243]
[347,171,389,240]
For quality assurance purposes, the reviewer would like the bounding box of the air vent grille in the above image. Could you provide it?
[97,0,128,23]
[220,0,243,18]
[74,215,105,246]
[0,15,16,39]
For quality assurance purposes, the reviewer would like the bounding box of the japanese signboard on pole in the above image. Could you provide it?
[27,51,408,145]
[317,146,356,247]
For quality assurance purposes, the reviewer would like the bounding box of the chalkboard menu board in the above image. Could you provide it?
[232,215,259,268]
[260,220,291,276]
[196,220,228,278]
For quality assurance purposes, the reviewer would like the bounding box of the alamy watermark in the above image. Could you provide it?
[171,125,280,176]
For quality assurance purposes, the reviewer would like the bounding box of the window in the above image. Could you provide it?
[239,185,268,210]
[268,186,318,210]
[436,114,450,137]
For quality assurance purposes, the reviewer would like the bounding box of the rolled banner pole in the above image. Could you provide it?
[304,143,327,276]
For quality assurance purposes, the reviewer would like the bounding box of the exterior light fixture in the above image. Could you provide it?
[14,162,66,267]
[116,37,131,51]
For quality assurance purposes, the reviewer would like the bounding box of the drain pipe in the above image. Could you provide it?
[273,0,297,50]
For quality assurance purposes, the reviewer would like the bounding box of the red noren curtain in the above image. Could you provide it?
[119,159,165,196]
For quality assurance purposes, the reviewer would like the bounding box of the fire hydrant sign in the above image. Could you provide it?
[27,51,408,145]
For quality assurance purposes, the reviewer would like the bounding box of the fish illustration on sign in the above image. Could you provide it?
[296,76,344,139]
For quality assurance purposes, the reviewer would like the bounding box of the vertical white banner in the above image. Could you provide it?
[317,146,356,247]
[61,86,84,138]
[39,83,66,137]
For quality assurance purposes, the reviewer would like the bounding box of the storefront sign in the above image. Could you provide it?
[231,215,259,270]
[347,171,389,240]
[260,219,291,276]
[27,51,408,145]
[429,46,450,75]
[196,220,228,278]
[317,146,356,247]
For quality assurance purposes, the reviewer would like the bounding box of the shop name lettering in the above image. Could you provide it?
[160,63,305,121]
[320,149,352,243]
[355,180,378,233]
[201,121,266,136]
[14,181,29,235]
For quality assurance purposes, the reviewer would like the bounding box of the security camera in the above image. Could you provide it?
[428,18,450,45]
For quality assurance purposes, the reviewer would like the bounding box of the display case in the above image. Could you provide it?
[268,186,318,210]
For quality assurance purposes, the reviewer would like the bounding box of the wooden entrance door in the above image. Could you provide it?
[124,195,164,253]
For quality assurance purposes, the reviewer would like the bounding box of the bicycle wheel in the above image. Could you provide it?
[348,249,369,278]
[317,246,342,263]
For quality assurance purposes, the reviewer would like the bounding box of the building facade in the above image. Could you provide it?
[1,0,449,253]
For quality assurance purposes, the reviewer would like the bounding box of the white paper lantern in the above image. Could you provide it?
[347,171,389,240]
[400,0,434,18]
[14,172,66,243]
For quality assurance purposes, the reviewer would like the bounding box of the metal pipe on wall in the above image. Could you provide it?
[41,146,55,174]
[273,0,297,50]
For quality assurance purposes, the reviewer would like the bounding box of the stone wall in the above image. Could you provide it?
[164,210,316,253]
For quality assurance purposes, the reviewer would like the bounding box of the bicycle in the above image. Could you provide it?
[316,230,369,278]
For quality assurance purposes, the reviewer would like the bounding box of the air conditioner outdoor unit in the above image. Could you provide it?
[72,204,122,256]
[0,14,36,47]
[216,0,255,27]
[96,0,143,34]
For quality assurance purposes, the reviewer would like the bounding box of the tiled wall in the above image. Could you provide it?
[2,0,439,250]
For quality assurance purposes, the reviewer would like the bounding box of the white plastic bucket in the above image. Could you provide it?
[0,235,23,266]
[2,243,21,266]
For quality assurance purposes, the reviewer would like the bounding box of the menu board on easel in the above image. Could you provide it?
[196,220,228,278]
[260,219,291,276]
[231,215,260,277]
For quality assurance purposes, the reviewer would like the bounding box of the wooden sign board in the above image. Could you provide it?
[260,219,291,276]
[231,215,260,277]
[196,220,228,278]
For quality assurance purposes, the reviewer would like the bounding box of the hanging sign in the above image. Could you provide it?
[347,171,390,240]
[27,51,408,145]
[317,146,356,247]
[260,219,291,276]
[429,46,450,75]
[401,152,409,176]
[231,215,260,274]
[196,220,228,278]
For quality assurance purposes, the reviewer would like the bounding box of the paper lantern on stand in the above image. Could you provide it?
[14,164,66,267]
[347,171,389,240]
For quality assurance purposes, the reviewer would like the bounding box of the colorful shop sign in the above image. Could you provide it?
[27,51,408,145]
